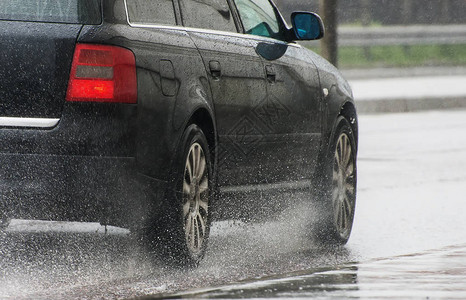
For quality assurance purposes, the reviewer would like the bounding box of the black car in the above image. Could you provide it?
[0,0,358,265]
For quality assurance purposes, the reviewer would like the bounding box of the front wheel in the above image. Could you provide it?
[315,116,357,245]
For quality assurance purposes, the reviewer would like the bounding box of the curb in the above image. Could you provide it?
[348,73,466,114]
[356,97,466,114]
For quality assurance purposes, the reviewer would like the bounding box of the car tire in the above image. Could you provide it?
[315,116,357,245]
[148,124,212,266]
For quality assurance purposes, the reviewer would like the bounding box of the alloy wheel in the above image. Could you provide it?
[182,142,209,254]
[332,132,356,238]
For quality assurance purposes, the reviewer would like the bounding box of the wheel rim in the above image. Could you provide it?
[182,142,209,254]
[332,132,356,238]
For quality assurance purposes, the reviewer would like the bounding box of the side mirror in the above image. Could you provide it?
[291,12,324,40]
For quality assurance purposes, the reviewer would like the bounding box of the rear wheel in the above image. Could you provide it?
[149,124,212,266]
[316,117,357,245]
[181,135,211,261]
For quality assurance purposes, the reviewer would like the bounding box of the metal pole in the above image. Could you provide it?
[319,0,339,66]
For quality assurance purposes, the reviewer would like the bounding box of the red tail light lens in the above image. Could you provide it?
[66,44,137,103]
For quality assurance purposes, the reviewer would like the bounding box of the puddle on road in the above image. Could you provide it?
[155,244,466,299]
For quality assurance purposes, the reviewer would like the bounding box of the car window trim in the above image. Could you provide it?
[183,26,295,45]
[122,20,300,50]
[122,0,298,47]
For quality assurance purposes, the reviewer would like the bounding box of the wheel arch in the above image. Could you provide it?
[314,99,358,186]
[339,101,359,149]
[186,108,217,169]
[325,99,358,154]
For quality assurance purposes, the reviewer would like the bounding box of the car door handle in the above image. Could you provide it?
[265,65,276,83]
[209,61,221,79]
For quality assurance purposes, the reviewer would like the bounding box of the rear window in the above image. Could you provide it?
[127,0,177,26]
[0,0,101,24]
[179,0,237,32]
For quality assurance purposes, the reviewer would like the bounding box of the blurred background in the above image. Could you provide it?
[275,0,466,71]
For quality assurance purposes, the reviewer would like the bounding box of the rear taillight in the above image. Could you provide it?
[66,44,137,103]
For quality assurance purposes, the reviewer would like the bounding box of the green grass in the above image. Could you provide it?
[308,44,466,68]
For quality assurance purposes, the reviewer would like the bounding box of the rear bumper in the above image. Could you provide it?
[0,153,167,229]
[0,102,136,157]
[0,102,169,229]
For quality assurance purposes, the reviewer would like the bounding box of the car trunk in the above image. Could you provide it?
[0,0,101,120]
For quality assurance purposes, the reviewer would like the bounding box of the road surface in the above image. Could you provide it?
[1,109,466,299]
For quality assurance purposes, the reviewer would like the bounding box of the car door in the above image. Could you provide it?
[179,0,270,186]
[232,0,323,183]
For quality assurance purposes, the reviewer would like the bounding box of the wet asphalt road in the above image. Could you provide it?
[155,244,466,299]
[1,109,466,299]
